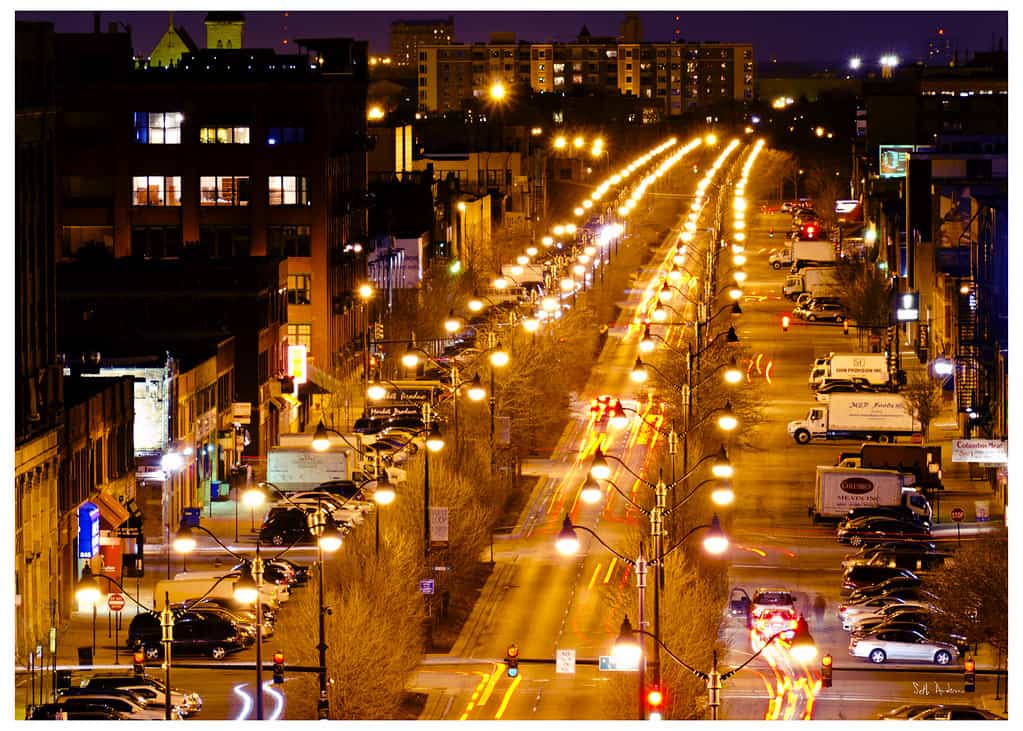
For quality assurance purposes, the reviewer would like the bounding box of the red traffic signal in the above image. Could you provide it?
[782,315,791,332]
[800,223,819,240]
[132,651,145,678]
[272,651,285,684]
[964,656,976,692]
[821,653,833,688]
[646,687,664,708]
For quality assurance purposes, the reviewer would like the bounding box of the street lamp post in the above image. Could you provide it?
[613,613,817,720]
[556,515,728,719]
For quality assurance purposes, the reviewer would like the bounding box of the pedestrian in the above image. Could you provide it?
[813,594,827,625]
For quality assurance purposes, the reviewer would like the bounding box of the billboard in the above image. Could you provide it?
[879,145,915,178]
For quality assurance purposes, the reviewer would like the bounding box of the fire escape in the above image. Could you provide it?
[954,201,998,435]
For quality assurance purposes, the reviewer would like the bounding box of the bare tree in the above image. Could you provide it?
[900,371,945,438]
[922,528,1007,653]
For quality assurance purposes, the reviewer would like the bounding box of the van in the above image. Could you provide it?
[165,571,286,605]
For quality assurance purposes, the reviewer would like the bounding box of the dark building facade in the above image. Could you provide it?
[53,27,372,389]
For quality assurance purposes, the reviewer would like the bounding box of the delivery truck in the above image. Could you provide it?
[155,576,282,609]
[788,393,920,444]
[835,444,943,491]
[783,266,841,299]
[267,442,360,491]
[810,465,932,522]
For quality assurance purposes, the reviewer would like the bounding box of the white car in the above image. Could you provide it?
[849,629,958,665]
[838,596,928,630]
[80,675,202,716]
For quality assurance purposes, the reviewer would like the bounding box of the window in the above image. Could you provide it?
[132,176,182,206]
[199,225,251,257]
[288,323,312,350]
[62,226,113,258]
[200,126,250,144]
[134,112,183,144]
[131,226,182,259]
[266,127,306,145]
[268,176,310,206]
[63,175,113,207]
[267,225,312,257]
[200,176,250,206]
[287,274,312,305]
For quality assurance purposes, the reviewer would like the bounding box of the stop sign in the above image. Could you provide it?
[107,593,126,612]
[950,507,965,523]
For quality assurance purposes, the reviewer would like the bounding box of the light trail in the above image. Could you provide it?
[602,557,618,584]
[232,683,253,721]
[492,674,522,719]
[477,665,502,708]
[587,564,603,591]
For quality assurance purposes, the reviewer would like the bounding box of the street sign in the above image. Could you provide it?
[430,507,449,548]
[107,593,126,612]
[598,655,638,672]
[419,579,435,595]
[556,649,576,674]
[950,507,965,523]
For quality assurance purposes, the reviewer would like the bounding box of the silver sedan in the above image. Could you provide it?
[849,629,958,665]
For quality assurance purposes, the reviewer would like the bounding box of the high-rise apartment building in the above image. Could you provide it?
[416,34,753,118]
[391,16,454,68]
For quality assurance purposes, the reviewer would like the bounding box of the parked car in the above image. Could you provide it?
[837,516,932,546]
[877,703,956,720]
[79,674,202,716]
[27,702,128,720]
[180,596,276,625]
[315,480,364,501]
[269,558,310,585]
[170,602,258,644]
[258,506,322,546]
[843,506,930,526]
[907,705,1005,720]
[184,598,272,638]
[385,415,425,432]
[352,416,388,434]
[845,549,951,573]
[128,610,249,660]
[794,296,842,318]
[54,691,182,720]
[845,577,926,603]
[838,596,934,630]
[800,301,847,322]
[849,628,958,665]
[841,566,919,594]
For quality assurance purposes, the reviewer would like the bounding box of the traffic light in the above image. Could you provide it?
[964,656,975,692]
[372,321,384,341]
[821,653,833,688]
[782,315,790,332]
[646,686,664,720]
[272,651,285,684]
[132,651,146,678]
[504,644,520,678]
[843,318,850,335]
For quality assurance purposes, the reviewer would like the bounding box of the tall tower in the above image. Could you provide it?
[620,12,642,43]
[204,11,245,50]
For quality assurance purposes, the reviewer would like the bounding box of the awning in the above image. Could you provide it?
[268,396,287,411]
[91,491,131,530]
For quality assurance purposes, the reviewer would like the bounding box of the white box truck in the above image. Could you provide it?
[810,466,931,522]
[792,240,836,266]
[156,575,283,608]
[783,266,840,299]
[267,443,359,491]
[788,393,920,444]
[827,353,890,385]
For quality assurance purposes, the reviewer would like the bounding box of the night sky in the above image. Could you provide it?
[15,7,1008,68]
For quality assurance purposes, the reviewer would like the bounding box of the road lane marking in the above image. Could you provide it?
[587,564,602,591]
[477,665,502,708]
[493,674,522,719]
[603,557,618,584]
[459,671,491,720]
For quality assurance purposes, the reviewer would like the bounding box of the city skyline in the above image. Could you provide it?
[15,8,1008,68]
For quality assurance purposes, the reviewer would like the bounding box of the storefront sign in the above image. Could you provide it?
[951,439,1008,463]
[78,504,100,559]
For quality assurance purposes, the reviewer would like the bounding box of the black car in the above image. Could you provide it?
[352,416,389,434]
[386,415,425,431]
[836,516,932,546]
[841,566,918,594]
[259,506,317,546]
[27,702,127,720]
[844,506,929,526]
[847,579,929,604]
[185,596,277,624]
[860,550,952,573]
[128,610,248,660]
